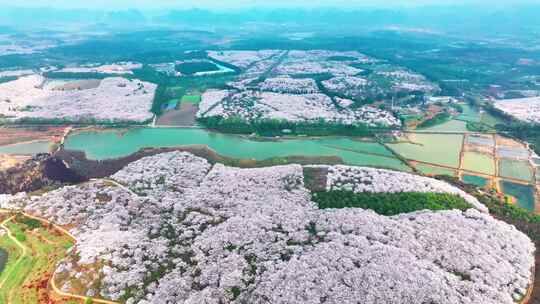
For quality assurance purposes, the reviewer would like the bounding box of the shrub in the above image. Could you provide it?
[15,232,27,242]
[417,111,451,129]
[15,215,42,230]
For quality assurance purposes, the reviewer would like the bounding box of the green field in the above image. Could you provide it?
[387,133,463,168]
[181,95,202,104]
[499,159,533,181]
[462,152,495,175]
[415,164,456,176]
[0,214,73,304]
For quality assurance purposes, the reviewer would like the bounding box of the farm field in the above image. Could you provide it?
[156,103,198,126]
[321,138,394,157]
[0,213,74,304]
[387,133,463,168]
[497,145,529,159]
[414,163,456,176]
[462,152,495,175]
[0,141,52,155]
[0,127,65,147]
[499,159,534,182]
[466,134,495,147]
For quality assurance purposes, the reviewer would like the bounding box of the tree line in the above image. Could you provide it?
[312,190,472,216]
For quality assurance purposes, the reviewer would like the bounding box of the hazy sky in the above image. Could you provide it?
[5,0,538,10]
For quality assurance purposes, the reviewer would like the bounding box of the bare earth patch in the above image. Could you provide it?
[0,154,30,170]
[0,126,65,146]
[156,103,198,126]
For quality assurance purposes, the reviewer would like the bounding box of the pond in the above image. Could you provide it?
[496,146,529,159]
[0,140,52,155]
[466,135,495,147]
[499,159,533,182]
[500,180,536,212]
[64,128,411,171]
[462,174,489,187]
[0,248,7,274]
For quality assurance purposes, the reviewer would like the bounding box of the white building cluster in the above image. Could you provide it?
[0,151,533,304]
[0,75,156,123]
[494,96,540,123]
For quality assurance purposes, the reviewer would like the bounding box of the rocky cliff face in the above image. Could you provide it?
[0,153,85,194]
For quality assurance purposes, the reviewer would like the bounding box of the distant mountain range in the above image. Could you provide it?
[1,6,539,37]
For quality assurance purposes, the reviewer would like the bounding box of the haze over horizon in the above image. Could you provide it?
[4,0,540,10]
